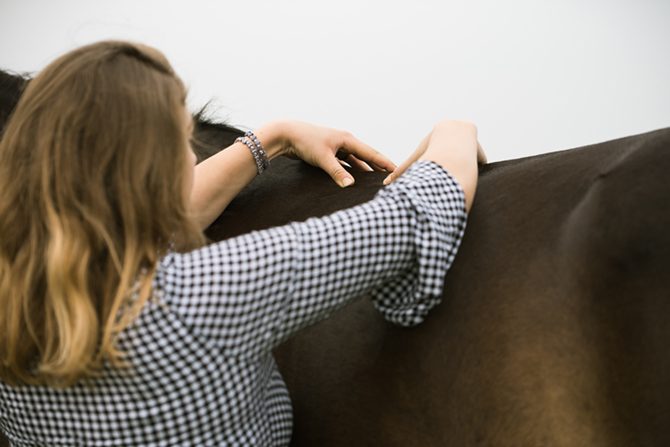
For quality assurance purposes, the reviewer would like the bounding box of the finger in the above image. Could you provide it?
[351,157,392,172]
[338,150,386,172]
[341,133,397,173]
[477,141,488,164]
[366,159,392,172]
[382,158,414,185]
[338,158,353,169]
[383,131,432,185]
[346,154,374,172]
[324,155,355,188]
[383,156,415,185]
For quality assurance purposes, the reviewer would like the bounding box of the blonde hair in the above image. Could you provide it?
[0,41,205,387]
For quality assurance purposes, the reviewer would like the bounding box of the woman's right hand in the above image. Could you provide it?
[383,119,486,212]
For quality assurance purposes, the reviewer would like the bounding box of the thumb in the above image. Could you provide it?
[323,157,355,188]
[477,141,488,164]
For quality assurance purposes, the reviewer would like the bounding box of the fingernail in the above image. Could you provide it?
[341,177,354,187]
[383,176,391,185]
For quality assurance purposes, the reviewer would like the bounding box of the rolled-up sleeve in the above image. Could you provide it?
[157,160,467,359]
[368,161,468,326]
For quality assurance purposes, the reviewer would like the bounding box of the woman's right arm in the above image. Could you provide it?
[384,119,485,213]
[419,120,480,212]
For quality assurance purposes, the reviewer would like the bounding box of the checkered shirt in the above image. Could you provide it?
[0,160,468,446]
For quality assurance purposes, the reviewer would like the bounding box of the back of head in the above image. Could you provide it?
[0,40,204,388]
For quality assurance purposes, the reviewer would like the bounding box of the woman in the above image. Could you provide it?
[0,41,484,446]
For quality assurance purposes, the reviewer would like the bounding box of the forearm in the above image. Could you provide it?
[431,152,478,213]
[190,121,288,229]
[418,121,478,213]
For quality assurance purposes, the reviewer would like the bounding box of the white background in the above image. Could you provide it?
[1,0,668,163]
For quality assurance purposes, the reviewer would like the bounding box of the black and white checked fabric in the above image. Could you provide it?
[0,160,467,446]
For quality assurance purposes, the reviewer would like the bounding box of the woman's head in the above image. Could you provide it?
[0,40,204,387]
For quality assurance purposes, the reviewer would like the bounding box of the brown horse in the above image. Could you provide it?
[1,69,669,446]
[206,121,670,447]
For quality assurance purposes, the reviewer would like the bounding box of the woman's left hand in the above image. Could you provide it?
[280,120,397,188]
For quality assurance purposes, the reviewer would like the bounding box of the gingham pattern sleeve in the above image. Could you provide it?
[158,160,467,359]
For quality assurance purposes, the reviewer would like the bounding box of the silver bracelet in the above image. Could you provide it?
[235,130,270,175]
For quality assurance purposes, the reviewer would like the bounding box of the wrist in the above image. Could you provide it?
[253,120,290,160]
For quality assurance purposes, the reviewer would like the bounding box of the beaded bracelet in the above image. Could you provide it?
[235,130,270,175]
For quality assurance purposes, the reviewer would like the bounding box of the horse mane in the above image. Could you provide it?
[0,70,30,137]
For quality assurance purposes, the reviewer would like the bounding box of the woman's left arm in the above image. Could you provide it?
[190,120,397,230]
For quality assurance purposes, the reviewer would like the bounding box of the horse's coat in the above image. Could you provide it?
[1,69,668,446]
[203,123,670,447]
